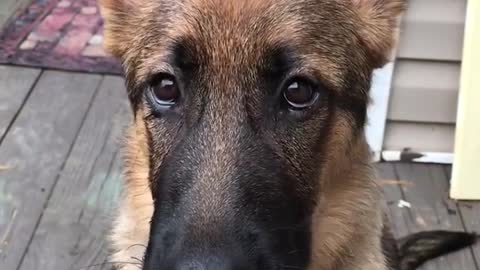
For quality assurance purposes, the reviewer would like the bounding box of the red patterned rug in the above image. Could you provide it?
[0,0,122,74]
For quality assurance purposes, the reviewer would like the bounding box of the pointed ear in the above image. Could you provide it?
[351,0,406,68]
[98,0,137,58]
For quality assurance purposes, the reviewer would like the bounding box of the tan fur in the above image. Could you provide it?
[351,0,406,67]
[309,115,386,269]
[110,115,152,269]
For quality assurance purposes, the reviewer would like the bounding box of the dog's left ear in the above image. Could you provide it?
[350,0,406,68]
[98,0,139,58]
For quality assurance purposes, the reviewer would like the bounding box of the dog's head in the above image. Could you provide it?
[100,0,404,269]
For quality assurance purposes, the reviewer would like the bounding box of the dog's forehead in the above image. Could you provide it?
[167,0,303,55]
[176,0,296,26]
[167,0,347,47]
[132,0,354,88]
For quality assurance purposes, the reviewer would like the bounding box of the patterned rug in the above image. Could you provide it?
[0,0,122,74]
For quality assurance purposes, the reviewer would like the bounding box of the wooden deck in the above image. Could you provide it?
[0,65,479,270]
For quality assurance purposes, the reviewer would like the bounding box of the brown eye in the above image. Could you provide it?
[283,80,318,109]
[150,75,179,106]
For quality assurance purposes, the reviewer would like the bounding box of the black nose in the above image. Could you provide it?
[146,252,257,270]
[143,232,259,270]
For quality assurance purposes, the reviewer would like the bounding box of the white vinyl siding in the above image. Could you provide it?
[382,0,467,160]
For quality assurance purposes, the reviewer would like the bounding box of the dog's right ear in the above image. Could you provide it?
[99,0,138,58]
[350,0,407,68]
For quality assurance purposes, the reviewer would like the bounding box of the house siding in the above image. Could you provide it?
[383,0,467,156]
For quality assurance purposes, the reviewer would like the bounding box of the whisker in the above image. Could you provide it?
[130,255,145,264]
[127,243,147,250]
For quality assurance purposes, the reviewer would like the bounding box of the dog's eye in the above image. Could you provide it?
[283,79,319,109]
[149,74,179,107]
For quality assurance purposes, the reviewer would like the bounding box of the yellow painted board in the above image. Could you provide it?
[450,0,480,200]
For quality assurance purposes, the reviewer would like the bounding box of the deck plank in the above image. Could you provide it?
[457,199,480,268]
[445,166,480,268]
[0,66,41,141]
[18,76,130,270]
[376,163,410,239]
[0,71,101,269]
[393,163,477,270]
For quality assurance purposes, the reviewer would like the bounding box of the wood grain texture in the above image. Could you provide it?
[17,76,131,270]
[391,163,477,270]
[445,166,480,268]
[457,200,480,268]
[376,163,410,239]
[0,71,101,269]
[0,66,41,140]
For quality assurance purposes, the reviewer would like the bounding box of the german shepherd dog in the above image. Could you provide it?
[99,0,477,269]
